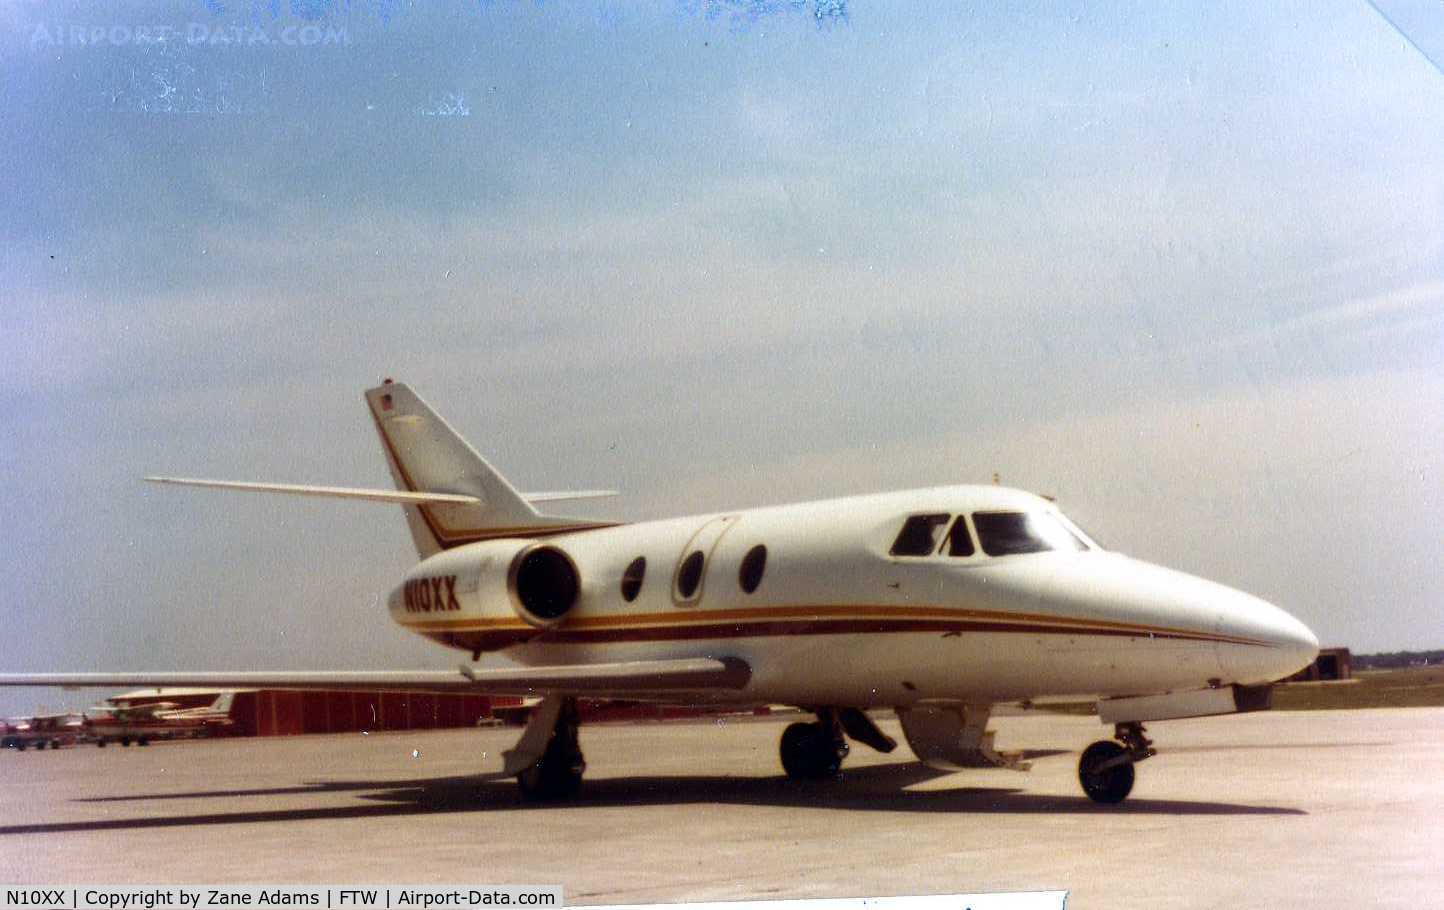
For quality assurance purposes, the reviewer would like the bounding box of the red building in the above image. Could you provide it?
[105,688,765,738]
[109,688,518,737]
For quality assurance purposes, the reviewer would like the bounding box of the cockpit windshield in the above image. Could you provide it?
[972,511,1088,556]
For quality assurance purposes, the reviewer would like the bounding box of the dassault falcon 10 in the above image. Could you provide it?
[0,380,1319,803]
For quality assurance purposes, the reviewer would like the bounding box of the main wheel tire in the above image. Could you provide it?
[138,738,150,746]
[779,721,843,780]
[121,738,131,747]
[1079,740,1135,804]
[516,755,584,801]
[97,741,106,748]
[516,720,586,802]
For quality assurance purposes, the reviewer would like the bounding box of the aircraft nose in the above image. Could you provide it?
[1258,607,1320,681]
[1281,612,1321,670]
[1217,593,1320,685]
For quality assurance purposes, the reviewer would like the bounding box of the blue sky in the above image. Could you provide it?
[2,1,1441,714]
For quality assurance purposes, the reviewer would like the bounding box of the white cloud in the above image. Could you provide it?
[1216,279,1444,351]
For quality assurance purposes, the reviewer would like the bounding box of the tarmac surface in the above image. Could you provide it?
[1,707,1440,908]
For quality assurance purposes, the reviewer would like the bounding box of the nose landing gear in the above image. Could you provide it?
[1079,722,1154,804]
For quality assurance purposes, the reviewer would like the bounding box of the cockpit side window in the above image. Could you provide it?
[889,513,950,556]
[973,511,1087,556]
[945,516,975,556]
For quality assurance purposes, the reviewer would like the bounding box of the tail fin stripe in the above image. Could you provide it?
[364,384,619,551]
[367,397,485,548]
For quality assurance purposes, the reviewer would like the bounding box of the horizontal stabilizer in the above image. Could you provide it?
[144,477,481,506]
[520,490,619,503]
[0,657,751,699]
[146,477,617,506]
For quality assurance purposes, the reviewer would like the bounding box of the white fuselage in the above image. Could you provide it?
[387,485,1319,707]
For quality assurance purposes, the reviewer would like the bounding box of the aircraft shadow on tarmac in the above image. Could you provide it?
[0,754,1304,835]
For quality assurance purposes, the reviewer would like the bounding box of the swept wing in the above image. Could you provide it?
[0,657,750,700]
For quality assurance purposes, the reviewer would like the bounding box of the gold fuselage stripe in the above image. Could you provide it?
[393,603,1272,648]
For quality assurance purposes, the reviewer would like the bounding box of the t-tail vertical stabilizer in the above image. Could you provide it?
[364,380,616,557]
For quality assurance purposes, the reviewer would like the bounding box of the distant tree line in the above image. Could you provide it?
[1354,650,1444,669]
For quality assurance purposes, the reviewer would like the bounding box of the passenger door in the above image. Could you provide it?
[672,515,738,606]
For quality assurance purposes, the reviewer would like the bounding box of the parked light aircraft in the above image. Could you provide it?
[0,380,1319,803]
[1,713,83,751]
[85,692,237,747]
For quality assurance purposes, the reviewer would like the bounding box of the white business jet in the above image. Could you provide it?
[0,380,1319,803]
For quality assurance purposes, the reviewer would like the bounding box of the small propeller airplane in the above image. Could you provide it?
[84,692,237,747]
[0,380,1319,803]
[1,713,84,751]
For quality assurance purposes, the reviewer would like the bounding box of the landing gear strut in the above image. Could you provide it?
[516,697,585,801]
[779,708,850,780]
[1079,722,1154,804]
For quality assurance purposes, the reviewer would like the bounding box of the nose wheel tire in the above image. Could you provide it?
[780,721,846,780]
[1079,740,1135,804]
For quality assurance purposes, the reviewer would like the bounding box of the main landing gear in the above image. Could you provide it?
[1078,721,1154,804]
[514,697,585,801]
[779,707,897,780]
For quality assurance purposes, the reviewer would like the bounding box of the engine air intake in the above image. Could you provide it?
[509,545,580,627]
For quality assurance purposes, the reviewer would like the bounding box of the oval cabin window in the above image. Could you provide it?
[676,550,705,599]
[738,545,767,594]
[621,556,646,602]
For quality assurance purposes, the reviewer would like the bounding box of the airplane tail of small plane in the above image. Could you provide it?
[209,690,237,715]
[363,380,617,557]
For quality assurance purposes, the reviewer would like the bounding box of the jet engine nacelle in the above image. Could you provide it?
[507,543,582,628]
[387,538,583,634]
